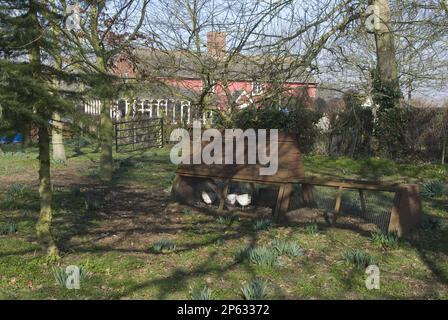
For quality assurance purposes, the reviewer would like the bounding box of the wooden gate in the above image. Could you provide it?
[114,116,163,152]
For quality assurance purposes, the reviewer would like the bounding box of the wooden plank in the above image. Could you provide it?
[176,165,303,183]
[290,177,403,192]
[176,171,281,186]
[388,191,402,235]
[176,170,404,192]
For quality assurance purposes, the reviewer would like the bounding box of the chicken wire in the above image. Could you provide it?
[298,185,394,232]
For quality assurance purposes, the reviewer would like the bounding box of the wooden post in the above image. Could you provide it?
[359,189,367,216]
[275,183,293,222]
[301,183,315,206]
[218,179,230,213]
[171,173,182,201]
[388,185,422,236]
[333,186,344,224]
[274,185,285,221]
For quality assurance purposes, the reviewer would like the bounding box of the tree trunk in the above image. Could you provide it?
[373,0,398,82]
[99,100,113,181]
[51,112,66,162]
[442,132,447,165]
[28,0,59,258]
[372,0,400,108]
[36,124,59,258]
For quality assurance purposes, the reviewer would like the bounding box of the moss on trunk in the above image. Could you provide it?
[36,124,59,258]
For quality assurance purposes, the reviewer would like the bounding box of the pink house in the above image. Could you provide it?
[115,32,317,111]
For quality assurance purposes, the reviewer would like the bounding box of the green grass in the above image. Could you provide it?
[0,143,447,299]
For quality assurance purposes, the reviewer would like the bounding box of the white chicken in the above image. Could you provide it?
[201,190,216,205]
[226,194,237,206]
[236,193,252,210]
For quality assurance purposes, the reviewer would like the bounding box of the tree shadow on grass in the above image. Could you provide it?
[406,225,448,286]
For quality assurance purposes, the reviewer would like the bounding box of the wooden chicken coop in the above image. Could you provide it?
[171,130,422,236]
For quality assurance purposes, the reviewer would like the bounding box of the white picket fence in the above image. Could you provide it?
[83,99,213,124]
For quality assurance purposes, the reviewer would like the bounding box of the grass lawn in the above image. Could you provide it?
[0,143,447,299]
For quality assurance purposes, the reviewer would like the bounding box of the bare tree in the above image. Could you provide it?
[60,0,149,181]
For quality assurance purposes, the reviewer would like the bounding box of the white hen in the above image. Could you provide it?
[201,190,216,205]
[236,193,251,209]
[226,194,237,206]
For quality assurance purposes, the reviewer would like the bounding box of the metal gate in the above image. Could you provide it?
[114,116,163,152]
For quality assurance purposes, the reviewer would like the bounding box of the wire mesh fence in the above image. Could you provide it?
[290,184,394,232]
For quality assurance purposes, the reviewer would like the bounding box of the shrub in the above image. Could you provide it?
[235,246,253,263]
[421,181,447,199]
[214,238,225,246]
[253,219,272,231]
[271,239,304,258]
[235,246,279,267]
[0,221,17,235]
[84,198,101,211]
[51,159,66,166]
[249,246,279,267]
[305,223,318,235]
[213,106,321,154]
[216,215,236,225]
[343,250,374,269]
[52,266,89,288]
[420,216,444,231]
[116,158,144,169]
[88,167,101,178]
[52,266,68,287]
[374,107,412,158]
[241,279,269,300]
[4,183,26,201]
[151,239,176,253]
[190,286,214,300]
[181,208,192,215]
[370,231,399,249]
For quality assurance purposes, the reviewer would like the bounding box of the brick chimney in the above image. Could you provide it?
[207,32,226,59]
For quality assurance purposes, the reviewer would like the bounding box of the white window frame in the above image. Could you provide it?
[252,81,263,95]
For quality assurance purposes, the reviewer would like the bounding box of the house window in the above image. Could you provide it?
[252,81,263,95]
[210,80,216,93]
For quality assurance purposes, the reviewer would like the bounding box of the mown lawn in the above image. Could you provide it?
[0,143,447,299]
